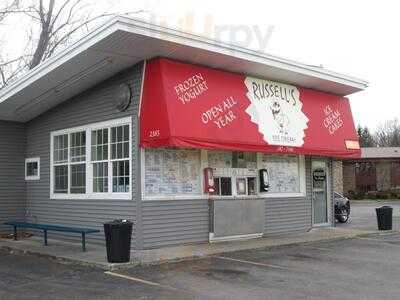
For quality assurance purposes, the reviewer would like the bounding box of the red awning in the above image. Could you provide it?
[140,58,360,158]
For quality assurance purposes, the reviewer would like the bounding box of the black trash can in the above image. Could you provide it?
[376,206,393,230]
[104,219,133,263]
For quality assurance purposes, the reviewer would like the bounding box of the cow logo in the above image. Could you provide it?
[270,100,290,135]
[244,77,309,147]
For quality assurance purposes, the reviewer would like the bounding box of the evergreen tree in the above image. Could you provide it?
[357,125,376,147]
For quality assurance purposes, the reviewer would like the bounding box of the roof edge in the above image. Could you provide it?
[0,16,369,105]
[116,16,369,90]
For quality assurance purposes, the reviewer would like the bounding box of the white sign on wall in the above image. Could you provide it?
[144,149,201,196]
[244,77,309,147]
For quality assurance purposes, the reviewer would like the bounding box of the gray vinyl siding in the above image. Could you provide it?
[264,156,313,234]
[141,199,209,249]
[24,62,143,247]
[0,121,26,233]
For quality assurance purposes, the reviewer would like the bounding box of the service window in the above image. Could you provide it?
[211,177,232,196]
[247,177,257,195]
[221,177,232,195]
[25,157,40,181]
[208,151,258,197]
[236,177,247,195]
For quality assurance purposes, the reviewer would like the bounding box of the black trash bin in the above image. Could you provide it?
[104,219,133,263]
[376,206,393,230]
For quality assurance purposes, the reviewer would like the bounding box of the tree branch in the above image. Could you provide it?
[47,10,145,56]
[0,1,147,88]
[0,56,28,67]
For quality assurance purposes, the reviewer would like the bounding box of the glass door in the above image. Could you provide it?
[312,160,328,225]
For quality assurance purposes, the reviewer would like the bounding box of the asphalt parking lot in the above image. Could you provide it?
[336,200,400,231]
[2,231,400,300]
[2,200,400,300]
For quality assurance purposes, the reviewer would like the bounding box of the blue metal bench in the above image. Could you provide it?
[4,221,100,252]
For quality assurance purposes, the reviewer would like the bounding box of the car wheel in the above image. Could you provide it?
[337,206,350,223]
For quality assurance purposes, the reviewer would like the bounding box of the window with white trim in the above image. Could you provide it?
[50,117,132,199]
[25,157,40,181]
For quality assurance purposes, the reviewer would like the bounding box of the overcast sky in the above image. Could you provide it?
[2,0,397,132]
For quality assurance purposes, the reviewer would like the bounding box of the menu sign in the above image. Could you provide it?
[144,149,201,196]
[261,154,300,193]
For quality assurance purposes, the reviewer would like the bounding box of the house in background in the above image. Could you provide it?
[342,147,400,197]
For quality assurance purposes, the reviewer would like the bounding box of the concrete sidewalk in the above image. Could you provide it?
[0,227,378,270]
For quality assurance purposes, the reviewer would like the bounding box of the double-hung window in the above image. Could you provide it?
[50,117,132,199]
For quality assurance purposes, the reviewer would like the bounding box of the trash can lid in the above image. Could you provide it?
[105,219,133,225]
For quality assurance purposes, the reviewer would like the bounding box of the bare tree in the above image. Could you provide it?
[0,1,20,23]
[357,125,376,147]
[375,118,400,147]
[0,0,143,88]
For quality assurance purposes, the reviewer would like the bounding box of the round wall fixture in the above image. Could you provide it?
[114,83,132,112]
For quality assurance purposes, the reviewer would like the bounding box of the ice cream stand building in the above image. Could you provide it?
[0,17,368,249]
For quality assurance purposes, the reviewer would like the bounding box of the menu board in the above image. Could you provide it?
[261,154,300,193]
[145,149,201,196]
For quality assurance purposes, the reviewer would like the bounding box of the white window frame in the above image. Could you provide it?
[25,157,40,181]
[50,117,132,200]
[141,149,306,201]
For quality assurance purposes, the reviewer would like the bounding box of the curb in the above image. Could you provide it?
[0,245,111,270]
[2,230,394,271]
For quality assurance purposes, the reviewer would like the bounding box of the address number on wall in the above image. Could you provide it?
[149,130,160,138]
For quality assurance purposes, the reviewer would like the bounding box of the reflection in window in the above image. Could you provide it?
[70,131,86,162]
[54,134,68,163]
[211,177,232,196]
[111,125,129,159]
[91,129,108,161]
[113,160,130,193]
[54,165,68,193]
[71,164,86,194]
[93,162,108,193]
[236,178,247,195]
[247,177,256,195]
[26,161,38,177]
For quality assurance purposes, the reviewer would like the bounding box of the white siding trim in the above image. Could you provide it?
[137,60,147,117]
